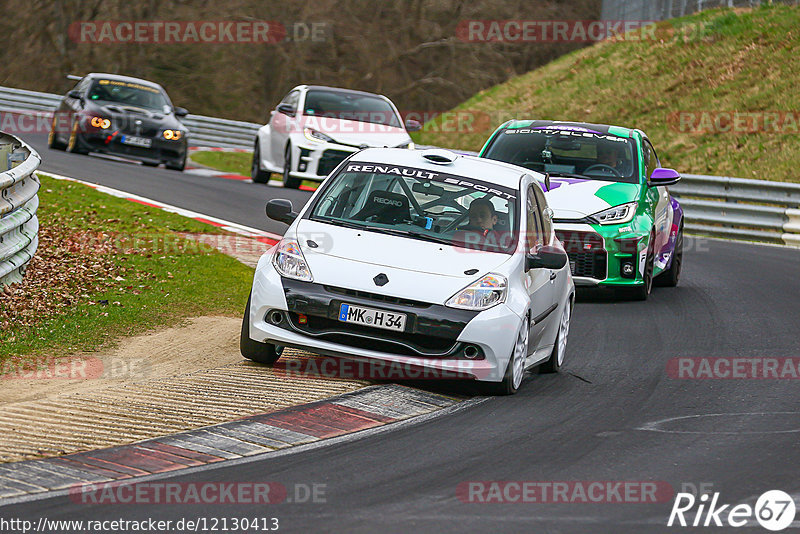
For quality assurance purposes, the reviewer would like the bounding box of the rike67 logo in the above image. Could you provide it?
[668,490,796,531]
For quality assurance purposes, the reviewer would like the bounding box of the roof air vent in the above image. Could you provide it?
[421,149,458,165]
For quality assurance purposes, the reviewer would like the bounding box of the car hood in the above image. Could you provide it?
[291,219,513,304]
[299,116,410,147]
[543,177,640,219]
[86,101,185,130]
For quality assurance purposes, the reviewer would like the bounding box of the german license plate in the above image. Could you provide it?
[121,135,152,148]
[338,303,406,331]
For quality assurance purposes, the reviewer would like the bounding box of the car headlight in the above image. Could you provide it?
[272,239,313,282]
[445,273,507,310]
[163,129,183,140]
[303,127,335,143]
[90,116,111,130]
[396,141,415,150]
[592,202,638,225]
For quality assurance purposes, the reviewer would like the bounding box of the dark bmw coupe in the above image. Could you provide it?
[48,73,189,170]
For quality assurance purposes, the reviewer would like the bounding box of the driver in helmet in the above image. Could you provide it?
[596,143,623,169]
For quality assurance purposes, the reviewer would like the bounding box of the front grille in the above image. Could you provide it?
[556,230,607,280]
[324,285,431,309]
[286,312,460,357]
[568,250,608,279]
[317,149,351,176]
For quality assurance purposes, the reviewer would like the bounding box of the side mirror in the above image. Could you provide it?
[649,167,680,187]
[174,107,189,118]
[266,199,298,225]
[276,103,296,116]
[526,245,568,271]
[404,118,422,132]
[67,90,82,100]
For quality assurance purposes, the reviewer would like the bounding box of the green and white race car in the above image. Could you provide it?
[480,120,684,300]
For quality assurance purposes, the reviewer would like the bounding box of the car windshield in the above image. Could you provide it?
[483,126,639,184]
[309,161,519,254]
[88,80,170,111]
[303,90,402,128]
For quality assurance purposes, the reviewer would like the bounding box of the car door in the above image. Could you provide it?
[270,89,300,166]
[644,139,672,256]
[524,183,556,351]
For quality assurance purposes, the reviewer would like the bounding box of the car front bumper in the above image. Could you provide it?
[555,222,649,287]
[78,131,187,165]
[249,263,522,383]
[285,142,359,182]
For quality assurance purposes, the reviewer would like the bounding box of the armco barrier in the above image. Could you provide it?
[1,84,799,247]
[0,85,260,150]
[0,132,41,287]
[671,174,800,246]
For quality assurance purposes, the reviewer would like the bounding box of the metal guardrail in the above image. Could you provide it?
[0,132,42,287]
[672,174,800,246]
[0,85,260,150]
[601,0,792,22]
[1,85,799,247]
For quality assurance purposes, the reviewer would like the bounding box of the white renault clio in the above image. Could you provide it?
[241,147,575,394]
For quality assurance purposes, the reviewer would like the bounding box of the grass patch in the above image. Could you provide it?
[191,150,320,189]
[1,174,254,360]
[190,151,252,176]
[413,4,800,182]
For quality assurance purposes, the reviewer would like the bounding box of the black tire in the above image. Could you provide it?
[66,119,88,155]
[483,316,528,396]
[165,155,186,171]
[240,295,282,365]
[282,144,302,189]
[631,233,656,301]
[655,224,683,287]
[251,143,271,183]
[539,299,571,374]
[47,116,66,151]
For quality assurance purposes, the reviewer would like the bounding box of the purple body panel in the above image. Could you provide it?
[540,177,590,191]
[660,196,684,270]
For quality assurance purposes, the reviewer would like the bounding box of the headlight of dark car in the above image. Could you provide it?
[162,129,183,140]
[90,117,111,130]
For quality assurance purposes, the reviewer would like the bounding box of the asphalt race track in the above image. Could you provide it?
[6,133,800,532]
[23,133,307,236]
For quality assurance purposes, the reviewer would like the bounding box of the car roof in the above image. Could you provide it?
[84,73,165,91]
[500,119,635,139]
[350,148,534,190]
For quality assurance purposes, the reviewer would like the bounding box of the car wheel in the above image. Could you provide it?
[539,300,571,374]
[251,143,271,183]
[655,224,683,287]
[47,116,66,151]
[240,295,283,365]
[165,155,186,171]
[282,144,302,189]
[66,119,88,154]
[485,316,528,395]
[631,233,655,301]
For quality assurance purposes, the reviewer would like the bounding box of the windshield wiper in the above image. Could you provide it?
[363,226,453,245]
